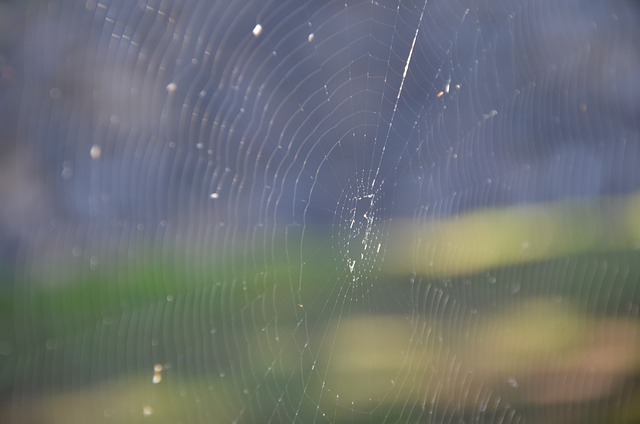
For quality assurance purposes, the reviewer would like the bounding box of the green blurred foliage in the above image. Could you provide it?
[1,195,640,423]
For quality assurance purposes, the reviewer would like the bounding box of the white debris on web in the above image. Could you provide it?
[89,145,101,159]
[152,363,164,384]
[252,24,263,37]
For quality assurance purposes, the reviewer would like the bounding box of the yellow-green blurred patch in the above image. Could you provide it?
[385,192,640,278]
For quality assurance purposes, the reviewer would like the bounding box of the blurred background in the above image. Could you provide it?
[0,0,639,422]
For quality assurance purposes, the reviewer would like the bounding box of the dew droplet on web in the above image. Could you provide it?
[49,87,62,100]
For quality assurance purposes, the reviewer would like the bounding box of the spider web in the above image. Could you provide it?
[4,0,640,423]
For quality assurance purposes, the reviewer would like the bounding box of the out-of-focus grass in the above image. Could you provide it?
[4,298,637,423]
[316,299,640,423]
[0,375,243,424]
[2,193,640,423]
[385,193,640,278]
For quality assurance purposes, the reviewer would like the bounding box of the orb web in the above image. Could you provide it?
[4,0,640,423]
